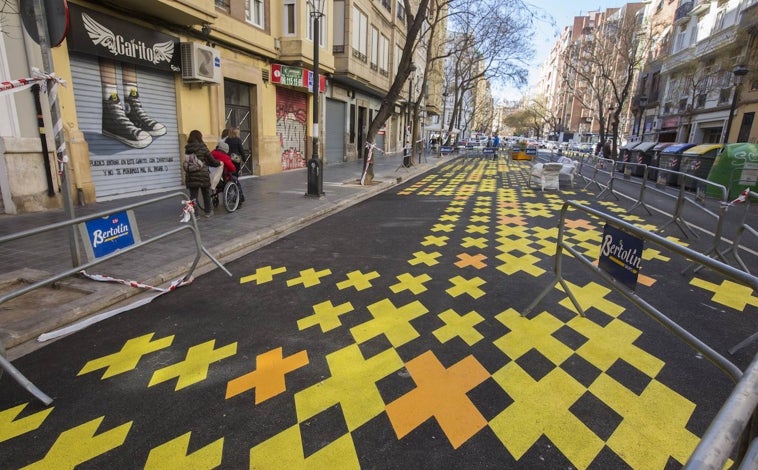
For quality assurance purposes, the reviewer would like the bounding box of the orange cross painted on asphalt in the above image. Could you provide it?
[385,351,489,449]
[564,218,596,230]
[455,253,487,269]
[226,347,309,404]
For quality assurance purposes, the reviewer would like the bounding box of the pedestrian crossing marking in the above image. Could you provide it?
[226,347,309,404]
[239,265,287,285]
[491,362,603,468]
[385,351,489,449]
[557,281,626,318]
[144,432,224,469]
[454,253,487,269]
[336,270,380,291]
[249,425,360,469]
[350,298,428,347]
[408,250,442,266]
[446,275,486,299]
[21,417,132,470]
[148,340,237,391]
[295,343,403,431]
[0,403,53,443]
[689,277,758,311]
[421,234,448,247]
[297,300,355,332]
[286,268,332,288]
[389,273,431,295]
[592,374,700,469]
[78,333,174,379]
[433,309,485,346]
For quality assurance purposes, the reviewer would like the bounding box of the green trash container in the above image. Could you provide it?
[680,144,723,190]
[706,143,758,199]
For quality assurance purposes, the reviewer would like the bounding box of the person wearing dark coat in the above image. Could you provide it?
[184,129,220,217]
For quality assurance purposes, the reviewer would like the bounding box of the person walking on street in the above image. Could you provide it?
[492,134,500,161]
[184,129,220,218]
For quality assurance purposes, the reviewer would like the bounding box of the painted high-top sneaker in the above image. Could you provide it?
[125,89,167,137]
[102,94,152,148]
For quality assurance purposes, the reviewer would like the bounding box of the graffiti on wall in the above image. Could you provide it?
[276,87,307,170]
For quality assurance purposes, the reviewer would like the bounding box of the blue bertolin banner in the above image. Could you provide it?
[598,223,643,290]
[80,211,140,260]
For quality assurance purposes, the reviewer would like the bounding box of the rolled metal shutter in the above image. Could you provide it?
[325,98,346,164]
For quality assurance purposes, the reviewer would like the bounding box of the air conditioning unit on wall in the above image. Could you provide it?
[180,42,221,84]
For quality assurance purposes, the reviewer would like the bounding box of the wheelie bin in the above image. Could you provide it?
[657,143,696,186]
[630,141,657,177]
[680,144,722,190]
[648,142,675,181]
[706,143,758,199]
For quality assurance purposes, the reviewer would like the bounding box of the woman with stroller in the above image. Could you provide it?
[211,141,245,205]
[184,129,220,218]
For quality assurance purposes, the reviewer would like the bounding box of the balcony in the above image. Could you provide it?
[119,0,217,25]
[674,1,693,22]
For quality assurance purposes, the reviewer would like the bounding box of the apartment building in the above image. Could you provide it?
[0,0,427,214]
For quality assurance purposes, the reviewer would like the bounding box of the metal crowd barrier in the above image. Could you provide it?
[523,200,758,469]
[0,191,231,405]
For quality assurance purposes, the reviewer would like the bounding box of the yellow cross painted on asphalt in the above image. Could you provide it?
[557,281,626,318]
[434,309,485,345]
[642,247,670,262]
[350,298,429,347]
[145,432,224,469]
[337,270,380,291]
[0,403,54,443]
[149,340,237,390]
[79,333,174,379]
[490,363,603,469]
[446,275,486,299]
[470,215,490,223]
[432,223,456,232]
[240,265,287,285]
[465,224,488,234]
[297,300,355,332]
[461,236,487,249]
[390,272,432,294]
[690,277,758,311]
[422,235,449,247]
[439,214,459,222]
[408,250,442,266]
[495,252,546,277]
[295,343,403,431]
[592,374,700,469]
[286,267,332,288]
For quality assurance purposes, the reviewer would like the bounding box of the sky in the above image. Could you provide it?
[497,1,626,102]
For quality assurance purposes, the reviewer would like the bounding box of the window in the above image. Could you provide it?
[379,34,389,75]
[245,0,264,27]
[306,2,327,46]
[397,0,405,21]
[284,0,296,35]
[215,0,230,10]
[352,6,368,61]
[371,26,379,69]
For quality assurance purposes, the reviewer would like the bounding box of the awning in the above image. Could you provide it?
[682,144,723,156]
[620,141,639,149]
[632,141,657,152]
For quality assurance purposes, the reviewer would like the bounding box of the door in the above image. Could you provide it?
[224,79,255,176]
[325,98,346,164]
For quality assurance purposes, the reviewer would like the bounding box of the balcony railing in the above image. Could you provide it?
[675,1,693,22]
[352,48,367,63]
[333,45,345,54]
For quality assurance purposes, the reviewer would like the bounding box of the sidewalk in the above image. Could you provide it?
[0,151,457,357]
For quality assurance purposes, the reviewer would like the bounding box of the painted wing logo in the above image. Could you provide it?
[82,13,117,54]
[152,41,174,65]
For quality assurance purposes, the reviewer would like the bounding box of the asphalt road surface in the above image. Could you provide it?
[2,158,756,469]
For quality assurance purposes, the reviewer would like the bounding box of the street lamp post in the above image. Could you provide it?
[306,0,325,197]
[437,91,448,158]
[403,63,416,167]
[723,65,749,144]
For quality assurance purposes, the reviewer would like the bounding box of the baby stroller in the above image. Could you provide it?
[196,164,241,213]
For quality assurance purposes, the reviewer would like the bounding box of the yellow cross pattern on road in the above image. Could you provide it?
[336,270,380,291]
[690,277,758,311]
[286,267,332,288]
[78,333,174,379]
[297,300,355,332]
[446,275,486,299]
[149,340,237,391]
[390,272,432,295]
[240,265,287,285]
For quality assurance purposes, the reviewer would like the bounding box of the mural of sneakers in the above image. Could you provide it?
[102,94,153,148]
[125,89,167,137]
